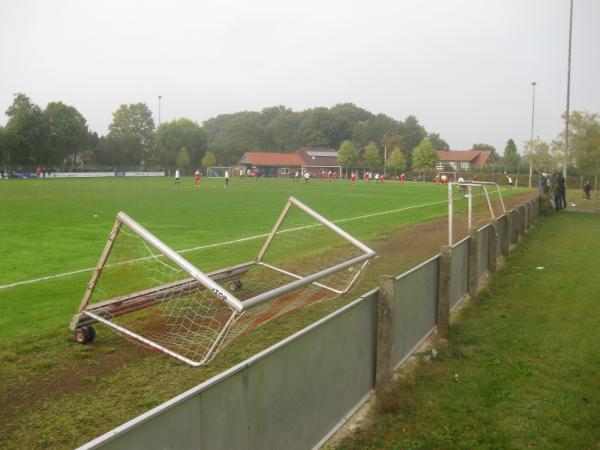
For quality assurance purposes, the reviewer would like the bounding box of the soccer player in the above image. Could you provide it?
[224,170,230,187]
[304,171,310,184]
[504,172,513,189]
[351,171,356,185]
[175,168,180,185]
[194,169,201,186]
[400,173,405,183]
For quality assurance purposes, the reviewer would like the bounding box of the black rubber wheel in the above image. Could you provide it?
[87,326,96,343]
[75,327,93,344]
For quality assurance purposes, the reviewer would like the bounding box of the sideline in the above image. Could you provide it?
[0,198,455,290]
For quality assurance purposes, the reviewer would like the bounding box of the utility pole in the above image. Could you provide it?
[529,81,536,188]
[158,95,162,126]
[564,0,574,178]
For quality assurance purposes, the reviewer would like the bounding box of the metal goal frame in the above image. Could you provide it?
[70,197,376,366]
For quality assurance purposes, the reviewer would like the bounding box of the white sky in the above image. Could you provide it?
[1,0,599,153]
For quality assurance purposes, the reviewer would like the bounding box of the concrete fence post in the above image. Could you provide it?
[502,214,510,256]
[376,275,395,395]
[437,247,451,338]
[523,203,529,232]
[488,220,498,274]
[511,209,519,245]
[520,205,527,235]
[467,229,479,300]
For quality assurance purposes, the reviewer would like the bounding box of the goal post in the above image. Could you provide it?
[70,197,376,366]
[206,167,233,178]
[447,181,505,246]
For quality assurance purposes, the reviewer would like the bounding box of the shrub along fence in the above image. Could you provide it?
[78,196,540,450]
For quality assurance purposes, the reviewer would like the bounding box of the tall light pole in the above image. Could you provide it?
[564,0,574,178]
[158,95,162,126]
[528,81,536,188]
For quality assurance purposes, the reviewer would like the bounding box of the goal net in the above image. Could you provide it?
[206,167,233,178]
[447,181,506,245]
[70,197,376,366]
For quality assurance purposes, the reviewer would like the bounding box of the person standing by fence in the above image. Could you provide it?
[583,180,592,200]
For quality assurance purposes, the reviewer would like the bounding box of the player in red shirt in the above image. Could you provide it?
[351,171,356,185]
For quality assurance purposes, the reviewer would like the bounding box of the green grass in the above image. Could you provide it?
[0,176,489,346]
[336,212,600,449]
[0,176,524,449]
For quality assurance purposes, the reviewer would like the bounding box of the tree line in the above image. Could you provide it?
[1,93,598,178]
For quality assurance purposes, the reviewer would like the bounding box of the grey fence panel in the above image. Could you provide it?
[81,294,378,450]
[450,238,469,310]
[391,257,439,368]
[477,225,490,280]
[496,216,505,258]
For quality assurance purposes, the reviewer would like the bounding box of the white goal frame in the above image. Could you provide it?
[447,181,505,246]
[70,197,376,366]
[206,166,233,178]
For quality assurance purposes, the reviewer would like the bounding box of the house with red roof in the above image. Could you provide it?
[436,150,495,172]
[238,148,342,178]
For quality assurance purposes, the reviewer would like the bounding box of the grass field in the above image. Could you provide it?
[336,211,600,449]
[0,176,523,449]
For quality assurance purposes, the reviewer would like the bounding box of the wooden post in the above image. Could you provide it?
[523,203,529,232]
[437,246,451,338]
[488,220,498,274]
[467,229,479,300]
[376,275,395,395]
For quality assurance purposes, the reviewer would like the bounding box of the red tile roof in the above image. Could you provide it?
[240,152,303,166]
[436,150,494,167]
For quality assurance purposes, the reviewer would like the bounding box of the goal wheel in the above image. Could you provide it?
[75,326,96,344]
[228,279,243,291]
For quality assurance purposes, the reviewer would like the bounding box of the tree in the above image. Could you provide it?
[428,132,449,150]
[398,115,427,156]
[4,93,48,165]
[567,111,600,177]
[524,138,553,172]
[156,118,207,168]
[337,140,360,176]
[44,101,90,165]
[411,139,438,173]
[362,142,381,170]
[95,135,143,166]
[108,103,155,164]
[201,151,217,169]
[175,147,191,173]
[386,147,407,174]
[503,139,520,170]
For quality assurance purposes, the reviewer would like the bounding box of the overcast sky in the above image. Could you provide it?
[1,0,599,153]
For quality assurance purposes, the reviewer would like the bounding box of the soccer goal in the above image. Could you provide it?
[206,167,233,178]
[447,181,505,245]
[70,197,376,366]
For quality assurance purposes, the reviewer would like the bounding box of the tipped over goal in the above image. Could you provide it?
[70,197,376,366]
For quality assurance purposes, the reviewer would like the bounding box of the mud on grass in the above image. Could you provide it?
[0,192,535,449]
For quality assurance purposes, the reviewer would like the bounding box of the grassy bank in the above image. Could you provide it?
[337,211,600,449]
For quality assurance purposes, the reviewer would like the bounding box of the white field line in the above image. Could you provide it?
[0,198,452,290]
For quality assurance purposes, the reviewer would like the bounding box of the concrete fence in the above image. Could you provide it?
[79,196,541,450]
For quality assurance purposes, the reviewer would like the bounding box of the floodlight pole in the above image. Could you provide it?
[564,0,574,178]
[529,82,536,188]
[158,95,162,125]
